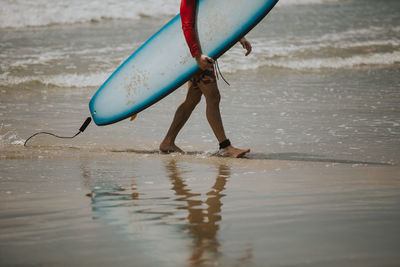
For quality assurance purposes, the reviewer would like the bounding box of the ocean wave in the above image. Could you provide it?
[0,72,109,88]
[277,0,339,7]
[264,51,400,70]
[0,44,136,73]
[1,24,399,88]
[309,27,389,43]
[0,0,341,29]
[7,52,66,69]
[0,0,180,28]
[250,37,399,58]
[220,50,400,72]
[1,44,399,89]
[219,29,400,72]
[2,51,398,89]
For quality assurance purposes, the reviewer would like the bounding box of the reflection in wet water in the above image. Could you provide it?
[84,159,238,266]
[2,156,399,266]
[165,159,231,265]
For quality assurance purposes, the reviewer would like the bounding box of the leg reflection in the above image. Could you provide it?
[165,159,231,266]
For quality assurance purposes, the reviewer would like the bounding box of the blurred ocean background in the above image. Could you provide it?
[1,0,399,83]
[1,1,400,266]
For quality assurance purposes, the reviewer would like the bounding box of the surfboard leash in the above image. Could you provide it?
[24,117,92,147]
[214,60,230,86]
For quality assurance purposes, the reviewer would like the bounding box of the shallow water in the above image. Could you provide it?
[1,0,400,266]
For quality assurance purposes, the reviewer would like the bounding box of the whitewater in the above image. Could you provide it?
[0,0,340,29]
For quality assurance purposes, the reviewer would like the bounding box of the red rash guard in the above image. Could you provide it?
[180,0,201,57]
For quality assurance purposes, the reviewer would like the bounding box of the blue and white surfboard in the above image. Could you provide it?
[89,0,279,125]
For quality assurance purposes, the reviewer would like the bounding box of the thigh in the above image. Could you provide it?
[193,67,219,99]
[185,80,203,102]
[198,78,220,100]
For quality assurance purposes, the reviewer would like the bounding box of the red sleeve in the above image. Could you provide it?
[180,0,201,57]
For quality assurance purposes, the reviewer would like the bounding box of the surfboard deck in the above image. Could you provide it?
[89,0,279,126]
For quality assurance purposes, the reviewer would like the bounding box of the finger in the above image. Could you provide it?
[245,45,250,56]
[206,56,215,64]
[245,44,252,56]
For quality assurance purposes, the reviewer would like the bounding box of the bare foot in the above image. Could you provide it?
[159,142,184,153]
[218,145,250,158]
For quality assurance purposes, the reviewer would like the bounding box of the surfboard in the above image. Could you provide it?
[89,0,279,126]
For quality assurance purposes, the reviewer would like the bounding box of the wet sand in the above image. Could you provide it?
[1,149,400,266]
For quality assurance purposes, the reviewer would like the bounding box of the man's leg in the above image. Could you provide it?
[198,80,250,158]
[160,81,202,153]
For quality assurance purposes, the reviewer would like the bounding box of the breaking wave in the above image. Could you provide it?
[0,72,110,88]
[219,26,400,72]
[0,0,341,29]
[0,0,180,28]
[1,25,399,88]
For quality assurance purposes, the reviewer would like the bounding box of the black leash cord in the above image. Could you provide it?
[24,117,92,147]
[214,60,230,86]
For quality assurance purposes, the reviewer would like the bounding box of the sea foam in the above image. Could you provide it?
[0,0,340,29]
[0,72,110,88]
[0,0,180,28]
